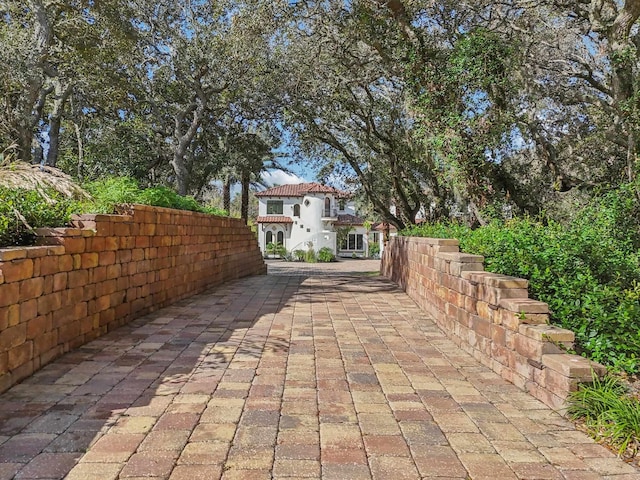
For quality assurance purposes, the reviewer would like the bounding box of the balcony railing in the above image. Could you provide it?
[322,208,338,219]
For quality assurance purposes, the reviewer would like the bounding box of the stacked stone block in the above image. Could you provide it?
[0,205,266,392]
[382,236,605,410]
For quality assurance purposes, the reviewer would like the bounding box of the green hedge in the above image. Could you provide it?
[403,183,640,373]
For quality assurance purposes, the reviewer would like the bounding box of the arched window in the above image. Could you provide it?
[265,231,273,244]
[277,231,284,244]
[293,204,300,217]
[324,197,331,217]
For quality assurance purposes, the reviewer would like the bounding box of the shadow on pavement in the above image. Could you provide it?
[0,260,385,479]
[0,270,302,479]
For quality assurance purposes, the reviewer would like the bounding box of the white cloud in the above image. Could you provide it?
[261,170,308,187]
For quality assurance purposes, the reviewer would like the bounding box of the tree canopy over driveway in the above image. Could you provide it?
[3,0,640,226]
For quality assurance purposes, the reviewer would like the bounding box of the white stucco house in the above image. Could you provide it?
[255,182,370,258]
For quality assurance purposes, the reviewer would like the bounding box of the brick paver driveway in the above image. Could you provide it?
[0,259,637,479]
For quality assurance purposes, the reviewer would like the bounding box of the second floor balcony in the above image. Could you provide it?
[322,207,338,221]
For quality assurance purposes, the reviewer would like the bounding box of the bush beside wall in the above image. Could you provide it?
[382,236,606,411]
[0,205,266,393]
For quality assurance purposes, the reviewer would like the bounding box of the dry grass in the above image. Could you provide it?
[0,147,90,201]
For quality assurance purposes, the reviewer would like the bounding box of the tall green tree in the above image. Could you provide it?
[281,1,447,229]
[0,0,137,165]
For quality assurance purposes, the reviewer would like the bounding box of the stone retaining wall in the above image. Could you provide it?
[0,205,266,392]
[381,236,605,410]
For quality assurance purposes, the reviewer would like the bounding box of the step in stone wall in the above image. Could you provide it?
[381,236,605,411]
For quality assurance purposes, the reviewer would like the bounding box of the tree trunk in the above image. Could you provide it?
[32,137,43,165]
[171,149,190,196]
[241,171,250,224]
[171,99,206,195]
[45,81,73,167]
[15,0,52,163]
[17,129,34,164]
[609,2,640,181]
[74,121,84,179]
[223,178,231,213]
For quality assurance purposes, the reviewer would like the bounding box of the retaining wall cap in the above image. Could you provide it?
[24,246,53,258]
[34,227,83,237]
[435,252,485,263]
[542,354,607,379]
[0,248,28,261]
[94,214,133,223]
[519,324,575,342]
[461,271,528,288]
[499,298,549,314]
[407,237,460,246]
[72,213,134,223]
[71,214,96,220]
[123,204,240,223]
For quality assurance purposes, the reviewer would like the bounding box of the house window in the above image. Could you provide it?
[266,231,273,244]
[338,199,346,210]
[324,197,331,217]
[341,233,364,251]
[267,200,283,215]
[277,231,284,244]
[371,232,380,244]
[293,204,300,217]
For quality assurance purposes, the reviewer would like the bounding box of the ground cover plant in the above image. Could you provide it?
[317,247,335,262]
[0,174,228,247]
[83,177,228,216]
[265,242,287,258]
[0,159,87,246]
[402,182,640,374]
[567,375,640,463]
[0,187,81,246]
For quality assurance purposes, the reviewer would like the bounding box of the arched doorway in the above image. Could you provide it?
[264,225,287,256]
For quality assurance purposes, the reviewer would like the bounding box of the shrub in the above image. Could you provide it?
[201,205,229,216]
[83,177,140,213]
[137,186,201,211]
[402,182,640,373]
[293,249,306,262]
[265,242,286,257]
[83,177,229,216]
[305,248,317,263]
[369,243,380,258]
[318,247,335,262]
[0,187,79,246]
[567,375,640,457]
[0,176,232,248]
[282,250,294,261]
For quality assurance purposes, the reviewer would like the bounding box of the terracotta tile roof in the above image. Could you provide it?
[255,182,349,198]
[256,216,293,223]
[335,214,365,226]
